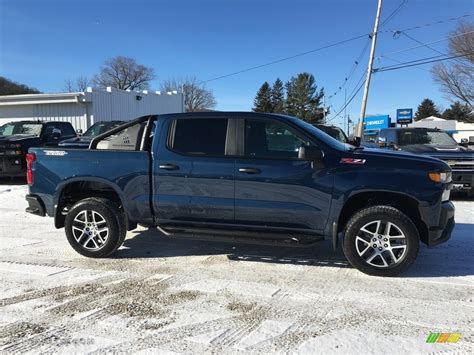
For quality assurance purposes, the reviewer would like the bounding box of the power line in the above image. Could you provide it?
[199,34,369,84]
[381,13,473,34]
[377,30,474,58]
[199,14,474,85]
[327,72,367,122]
[380,0,407,27]
[373,52,474,72]
[327,38,371,100]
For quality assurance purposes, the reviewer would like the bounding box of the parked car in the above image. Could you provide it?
[369,127,473,195]
[25,113,454,276]
[0,120,75,178]
[59,121,125,148]
[313,124,348,143]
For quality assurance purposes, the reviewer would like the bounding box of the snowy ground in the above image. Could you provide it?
[0,182,472,354]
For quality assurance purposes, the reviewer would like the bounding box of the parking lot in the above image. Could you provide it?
[0,181,472,354]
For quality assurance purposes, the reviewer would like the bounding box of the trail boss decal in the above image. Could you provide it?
[340,158,366,165]
[44,150,68,156]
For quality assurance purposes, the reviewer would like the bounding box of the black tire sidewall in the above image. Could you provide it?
[342,206,420,277]
[65,198,124,258]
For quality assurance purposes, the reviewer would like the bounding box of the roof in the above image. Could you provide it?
[0,92,86,106]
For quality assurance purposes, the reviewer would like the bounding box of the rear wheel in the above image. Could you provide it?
[65,198,126,258]
[342,206,419,277]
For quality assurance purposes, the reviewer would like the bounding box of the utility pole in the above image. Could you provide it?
[355,0,383,140]
[344,88,347,134]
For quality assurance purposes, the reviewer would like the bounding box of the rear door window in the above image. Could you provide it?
[169,118,228,156]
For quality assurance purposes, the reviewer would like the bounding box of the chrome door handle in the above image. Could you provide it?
[159,164,179,170]
[238,167,261,174]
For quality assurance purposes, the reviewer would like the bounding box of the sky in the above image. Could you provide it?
[1,0,473,129]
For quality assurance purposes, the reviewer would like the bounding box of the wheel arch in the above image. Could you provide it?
[337,191,429,245]
[54,177,133,230]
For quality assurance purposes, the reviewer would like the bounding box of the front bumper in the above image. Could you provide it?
[0,156,25,177]
[25,194,46,217]
[426,200,455,246]
[451,171,473,191]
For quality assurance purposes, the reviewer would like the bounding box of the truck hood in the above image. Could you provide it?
[352,146,450,167]
[400,144,473,160]
[0,135,39,143]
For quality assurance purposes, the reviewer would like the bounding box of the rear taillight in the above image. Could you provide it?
[26,153,36,186]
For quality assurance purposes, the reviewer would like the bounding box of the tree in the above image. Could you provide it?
[161,77,216,112]
[63,76,90,92]
[271,78,285,114]
[253,82,273,112]
[92,56,155,90]
[442,101,474,122]
[414,98,441,120]
[432,21,474,108]
[0,76,40,95]
[285,72,324,123]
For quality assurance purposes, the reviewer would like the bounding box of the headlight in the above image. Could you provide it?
[428,172,452,183]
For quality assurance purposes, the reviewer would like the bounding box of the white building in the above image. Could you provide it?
[409,116,474,143]
[0,87,184,131]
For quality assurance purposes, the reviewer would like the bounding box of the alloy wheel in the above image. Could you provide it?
[355,220,407,268]
[71,210,109,250]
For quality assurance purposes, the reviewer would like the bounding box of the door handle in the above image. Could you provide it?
[159,164,179,170]
[238,167,261,174]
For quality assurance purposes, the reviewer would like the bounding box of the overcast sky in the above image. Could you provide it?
[1,0,473,128]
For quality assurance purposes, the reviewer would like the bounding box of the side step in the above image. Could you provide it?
[156,225,324,248]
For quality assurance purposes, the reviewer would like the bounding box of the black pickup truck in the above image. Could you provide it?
[371,127,473,195]
[25,113,455,276]
[0,120,76,178]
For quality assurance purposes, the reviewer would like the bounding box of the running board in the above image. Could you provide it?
[157,225,324,248]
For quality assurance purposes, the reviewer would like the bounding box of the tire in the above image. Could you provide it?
[65,198,127,258]
[342,205,419,277]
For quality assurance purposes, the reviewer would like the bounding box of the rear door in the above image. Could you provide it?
[153,116,235,226]
[234,117,332,233]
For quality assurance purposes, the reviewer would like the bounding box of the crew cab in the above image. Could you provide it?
[58,121,124,148]
[25,113,455,276]
[372,127,473,195]
[0,120,76,178]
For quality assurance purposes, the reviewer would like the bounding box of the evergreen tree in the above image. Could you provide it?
[271,78,285,114]
[414,98,441,120]
[442,101,474,123]
[252,82,273,112]
[285,72,324,123]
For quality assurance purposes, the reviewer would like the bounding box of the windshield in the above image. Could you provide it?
[315,125,348,143]
[83,122,123,137]
[0,122,43,136]
[282,115,351,150]
[398,130,458,146]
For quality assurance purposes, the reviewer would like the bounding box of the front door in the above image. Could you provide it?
[234,117,332,233]
[153,117,235,226]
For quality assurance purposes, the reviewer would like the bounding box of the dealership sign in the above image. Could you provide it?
[396,108,413,124]
[364,115,391,130]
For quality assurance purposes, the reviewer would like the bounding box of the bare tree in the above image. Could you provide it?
[63,76,90,92]
[432,21,474,108]
[161,77,217,112]
[92,56,155,91]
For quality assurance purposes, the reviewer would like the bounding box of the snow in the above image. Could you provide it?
[0,183,472,353]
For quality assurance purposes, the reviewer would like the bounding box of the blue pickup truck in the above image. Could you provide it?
[25,113,455,276]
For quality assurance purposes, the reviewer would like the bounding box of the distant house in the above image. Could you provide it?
[410,116,474,143]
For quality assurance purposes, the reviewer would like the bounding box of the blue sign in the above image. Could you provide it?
[396,108,413,124]
[364,115,391,131]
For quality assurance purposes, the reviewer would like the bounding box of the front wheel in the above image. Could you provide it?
[342,206,419,277]
[65,198,127,258]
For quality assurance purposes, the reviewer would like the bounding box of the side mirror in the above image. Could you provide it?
[76,129,83,136]
[298,145,324,160]
[460,138,469,148]
[377,137,387,147]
